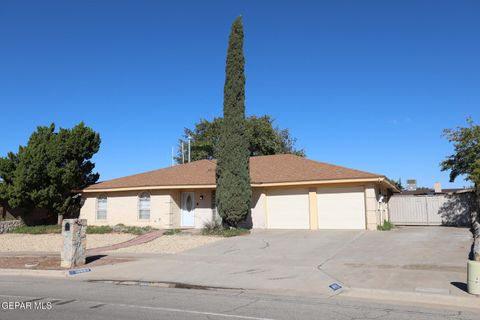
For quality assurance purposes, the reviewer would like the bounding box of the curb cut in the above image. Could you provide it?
[0,268,66,278]
[341,287,480,310]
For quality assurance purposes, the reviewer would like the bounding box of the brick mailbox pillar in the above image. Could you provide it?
[61,219,87,268]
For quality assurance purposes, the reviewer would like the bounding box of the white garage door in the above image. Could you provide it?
[317,187,366,229]
[267,188,310,229]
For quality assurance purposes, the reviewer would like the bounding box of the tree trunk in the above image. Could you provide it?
[57,214,64,226]
[473,217,480,261]
[472,188,480,261]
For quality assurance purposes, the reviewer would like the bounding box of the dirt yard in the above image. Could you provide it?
[108,233,222,254]
[0,233,136,252]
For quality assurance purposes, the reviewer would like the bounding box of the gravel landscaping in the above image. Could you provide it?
[108,234,222,254]
[0,233,136,252]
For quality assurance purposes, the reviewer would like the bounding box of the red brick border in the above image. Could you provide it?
[87,230,163,255]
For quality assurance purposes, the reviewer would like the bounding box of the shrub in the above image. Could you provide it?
[202,219,223,235]
[202,219,250,237]
[164,229,181,236]
[122,226,153,235]
[93,224,153,235]
[12,225,61,234]
[86,225,113,234]
[377,220,394,231]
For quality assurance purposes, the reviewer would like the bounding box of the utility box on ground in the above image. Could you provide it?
[61,219,87,268]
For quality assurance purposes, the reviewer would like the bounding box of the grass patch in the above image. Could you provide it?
[163,229,182,236]
[112,224,153,235]
[377,220,394,231]
[12,225,61,234]
[122,226,153,235]
[216,228,250,237]
[11,224,154,235]
[202,220,250,237]
[86,225,113,234]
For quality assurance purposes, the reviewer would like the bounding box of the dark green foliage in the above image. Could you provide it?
[441,118,480,261]
[215,17,252,227]
[390,178,404,191]
[176,115,304,163]
[441,118,480,186]
[0,122,101,220]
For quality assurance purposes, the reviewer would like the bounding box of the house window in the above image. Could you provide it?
[138,192,151,220]
[96,195,107,220]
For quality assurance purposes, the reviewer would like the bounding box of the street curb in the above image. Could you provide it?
[0,268,66,278]
[341,287,480,310]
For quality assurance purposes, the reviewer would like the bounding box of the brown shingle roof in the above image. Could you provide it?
[84,154,384,191]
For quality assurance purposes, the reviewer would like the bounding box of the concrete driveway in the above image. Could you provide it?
[80,227,472,298]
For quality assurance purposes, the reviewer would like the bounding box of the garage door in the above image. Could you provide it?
[317,187,365,229]
[267,188,310,229]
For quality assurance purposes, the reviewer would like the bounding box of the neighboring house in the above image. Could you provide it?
[389,183,475,226]
[79,154,397,230]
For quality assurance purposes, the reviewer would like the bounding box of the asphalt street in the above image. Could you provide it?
[0,276,478,320]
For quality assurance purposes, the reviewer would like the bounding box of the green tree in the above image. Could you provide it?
[215,17,251,227]
[176,115,304,163]
[441,118,480,261]
[389,178,404,191]
[0,122,101,224]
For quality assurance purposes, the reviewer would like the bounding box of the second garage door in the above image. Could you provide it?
[267,188,310,229]
[317,187,366,229]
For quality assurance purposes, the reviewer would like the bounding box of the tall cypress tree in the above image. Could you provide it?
[216,16,252,227]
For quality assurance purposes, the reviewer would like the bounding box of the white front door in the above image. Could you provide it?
[181,192,195,227]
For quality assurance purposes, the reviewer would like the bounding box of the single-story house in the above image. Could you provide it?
[80,154,397,230]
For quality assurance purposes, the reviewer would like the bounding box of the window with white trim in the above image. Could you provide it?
[138,192,151,220]
[96,195,107,220]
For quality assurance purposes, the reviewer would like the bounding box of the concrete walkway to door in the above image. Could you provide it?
[77,227,473,299]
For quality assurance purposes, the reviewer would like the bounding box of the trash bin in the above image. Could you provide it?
[60,219,87,268]
[468,260,480,295]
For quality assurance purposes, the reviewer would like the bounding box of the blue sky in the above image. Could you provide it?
[1,0,479,188]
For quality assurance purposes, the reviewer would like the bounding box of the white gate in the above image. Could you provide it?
[389,195,446,225]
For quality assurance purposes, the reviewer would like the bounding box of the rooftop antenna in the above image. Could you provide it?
[171,146,174,166]
[181,141,185,164]
[187,136,192,163]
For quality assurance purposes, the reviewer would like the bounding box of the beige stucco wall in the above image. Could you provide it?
[169,190,181,228]
[80,190,174,228]
[364,184,378,230]
[250,188,266,229]
[193,190,214,229]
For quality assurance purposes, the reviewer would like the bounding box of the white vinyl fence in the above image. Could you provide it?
[389,192,474,226]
